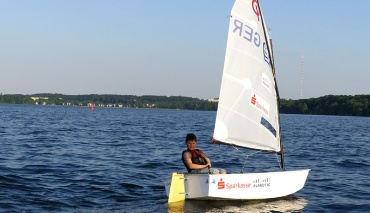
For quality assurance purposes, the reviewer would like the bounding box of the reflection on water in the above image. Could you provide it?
[167,196,307,213]
[167,201,186,213]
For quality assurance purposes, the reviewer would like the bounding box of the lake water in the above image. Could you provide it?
[0,104,369,212]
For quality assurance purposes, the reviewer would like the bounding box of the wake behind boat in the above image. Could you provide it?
[165,0,309,202]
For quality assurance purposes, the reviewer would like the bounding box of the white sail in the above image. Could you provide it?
[213,0,280,152]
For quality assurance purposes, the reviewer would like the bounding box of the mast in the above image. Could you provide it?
[300,55,304,99]
[256,0,285,170]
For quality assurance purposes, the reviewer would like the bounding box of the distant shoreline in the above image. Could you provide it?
[1,93,369,116]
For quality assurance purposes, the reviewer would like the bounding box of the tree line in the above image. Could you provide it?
[0,93,218,111]
[280,95,370,117]
[1,93,369,116]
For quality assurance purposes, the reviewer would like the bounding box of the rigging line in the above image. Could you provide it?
[230,144,262,173]
[256,0,285,170]
[230,144,262,157]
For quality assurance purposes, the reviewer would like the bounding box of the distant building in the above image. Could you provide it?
[30,97,49,101]
[207,98,219,103]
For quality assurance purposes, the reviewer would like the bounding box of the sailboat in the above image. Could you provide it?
[165,0,309,202]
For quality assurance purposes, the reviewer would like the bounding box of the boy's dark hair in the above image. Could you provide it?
[185,133,197,143]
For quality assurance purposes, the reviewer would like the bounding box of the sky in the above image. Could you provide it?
[1,0,369,100]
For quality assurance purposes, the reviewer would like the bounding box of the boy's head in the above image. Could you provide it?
[185,133,197,143]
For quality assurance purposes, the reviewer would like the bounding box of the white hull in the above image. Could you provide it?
[165,169,310,200]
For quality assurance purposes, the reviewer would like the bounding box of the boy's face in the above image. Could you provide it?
[186,140,197,150]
